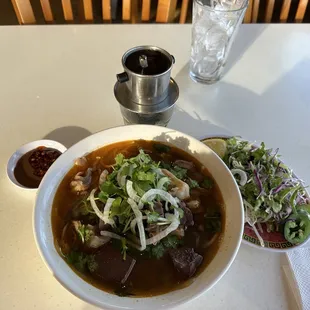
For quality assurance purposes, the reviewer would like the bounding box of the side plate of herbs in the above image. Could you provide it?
[201,136,310,252]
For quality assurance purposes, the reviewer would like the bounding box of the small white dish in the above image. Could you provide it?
[7,139,67,190]
[34,125,244,310]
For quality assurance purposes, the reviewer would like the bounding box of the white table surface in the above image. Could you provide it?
[1,23,309,310]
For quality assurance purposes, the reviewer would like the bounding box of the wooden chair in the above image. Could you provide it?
[244,0,309,23]
[11,0,310,24]
[12,0,192,24]
[11,0,137,24]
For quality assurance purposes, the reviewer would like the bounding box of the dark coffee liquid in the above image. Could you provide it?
[125,50,171,75]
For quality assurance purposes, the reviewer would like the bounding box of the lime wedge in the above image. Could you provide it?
[202,138,227,159]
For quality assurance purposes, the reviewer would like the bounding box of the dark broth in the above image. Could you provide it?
[52,140,225,297]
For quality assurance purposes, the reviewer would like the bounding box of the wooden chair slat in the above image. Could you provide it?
[11,0,35,24]
[244,0,253,23]
[40,0,54,22]
[295,0,308,23]
[61,0,74,21]
[265,0,274,22]
[123,0,131,21]
[123,0,139,23]
[156,0,177,23]
[252,0,259,23]
[141,0,151,21]
[83,0,94,21]
[179,0,189,24]
[102,0,112,21]
[280,0,292,23]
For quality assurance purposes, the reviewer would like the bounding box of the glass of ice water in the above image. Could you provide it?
[190,0,248,84]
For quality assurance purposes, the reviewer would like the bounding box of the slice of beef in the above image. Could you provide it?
[187,170,205,183]
[91,243,135,284]
[154,201,164,216]
[169,247,203,279]
[174,160,194,170]
[179,201,194,227]
[146,223,159,238]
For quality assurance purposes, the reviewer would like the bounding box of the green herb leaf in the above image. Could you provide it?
[147,242,166,259]
[205,212,222,233]
[251,142,266,162]
[121,238,128,260]
[135,171,156,183]
[153,143,171,153]
[171,166,188,180]
[87,255,98,273]
[146,212,160,223]
[100,181,124,197]
[67,251,93,272]
[115,153,125,166]
[268,199,282,213]
[110,199,131,218]
[202,177,214,189]
[72,199,95,218]
[277,187,296,204]
[188,178,199,189]
[112,197,122,208]
[98,191,109,203]
[162,235,182,249]
[73,222,93,243]
[146,235,183,259]
[134,181,152,197]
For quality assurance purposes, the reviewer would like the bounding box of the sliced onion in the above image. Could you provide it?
[117,163,129,187]
[145,208,179,245]
[120,176,127,187]
[157,177,170,190]
[128,198,146,250]
[145,219,179,245]
[130,216,147,234]
[231,169,247,186]
[103,198,115,226]
[126,180,140,203]
[90,189,115,226]
[138,189,178,210]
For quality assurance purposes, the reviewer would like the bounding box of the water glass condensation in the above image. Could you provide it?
[190,0,248,84]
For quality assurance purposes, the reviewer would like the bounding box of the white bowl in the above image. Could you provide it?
[7,139,67,190]
[34,125,244,310]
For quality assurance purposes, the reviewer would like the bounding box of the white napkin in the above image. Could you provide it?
[286,248,310,310]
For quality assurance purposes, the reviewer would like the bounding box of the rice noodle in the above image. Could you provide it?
[128,198,146,250]
[121,259,136,284]
[100,230,123,240]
